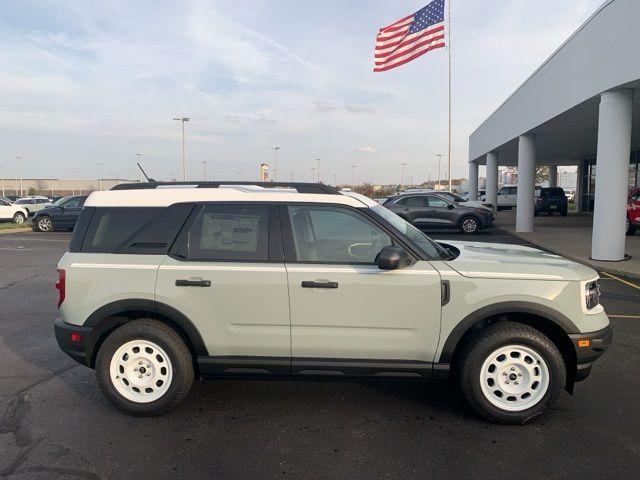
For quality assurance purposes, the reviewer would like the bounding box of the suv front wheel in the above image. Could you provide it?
[458,322,565,424]
[95,319,194,415]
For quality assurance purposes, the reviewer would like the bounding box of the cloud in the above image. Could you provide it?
[356,146,376,153]
[313,100,376,114]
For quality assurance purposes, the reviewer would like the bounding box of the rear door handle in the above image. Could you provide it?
[175,279,211,287]
[301,281,338,289]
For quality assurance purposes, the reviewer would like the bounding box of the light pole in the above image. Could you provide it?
[315,158,321,183]
[400,162,407,190]
[436,154,444,190]
[16,156,23,196]
[173,117,190,181]
[201,160,208,181]
[310,167,316,182]
[97,163,102,190]
[70,170,76,195]
[0,164,4,197]
[351,164,357,191]
[270,146,280,181]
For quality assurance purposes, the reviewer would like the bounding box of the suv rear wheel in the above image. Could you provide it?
[95,319,194,416]
[12,211,26,224]
[458,322,565,424]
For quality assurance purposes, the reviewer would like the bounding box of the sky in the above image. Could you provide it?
[0,0,604,185]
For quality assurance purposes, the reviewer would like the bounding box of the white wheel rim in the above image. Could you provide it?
[14,214,25,224]
[39,217,51,230]
[462,218,477,232]
[109,340,173,403]
[479,344,550,412]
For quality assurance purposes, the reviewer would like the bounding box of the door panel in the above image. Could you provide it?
[283,204,442,363]
[155,202,290,358]
[286,262,442,362]
[156,258,290,357]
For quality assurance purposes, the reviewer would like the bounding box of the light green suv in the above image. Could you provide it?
[54,182,611,423]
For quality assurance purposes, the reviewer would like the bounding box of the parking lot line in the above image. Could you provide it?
[600,271,640,290]
[0,236,69,243]
[608,314,640,319]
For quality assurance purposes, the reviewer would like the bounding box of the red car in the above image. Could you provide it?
[627,187,640,235]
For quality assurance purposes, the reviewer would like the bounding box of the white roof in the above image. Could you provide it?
[84,187,377,208]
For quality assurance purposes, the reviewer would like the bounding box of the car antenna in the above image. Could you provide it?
[136,162,156,183]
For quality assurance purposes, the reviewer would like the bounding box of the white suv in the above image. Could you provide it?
[54,182,611,423]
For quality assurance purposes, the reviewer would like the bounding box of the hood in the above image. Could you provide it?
[439,240,597,282]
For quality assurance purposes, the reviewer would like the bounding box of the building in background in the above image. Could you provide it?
[1,178,140,197]
[467,0,639,261]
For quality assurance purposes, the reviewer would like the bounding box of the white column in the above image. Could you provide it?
[516,134,536,232]
[468,162,479,200]
[548,166,558,187]
[485,152,498,206]
[591,89,633,261]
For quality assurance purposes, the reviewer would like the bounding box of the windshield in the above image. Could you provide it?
[55,196,73,205]
[371,205,450,260]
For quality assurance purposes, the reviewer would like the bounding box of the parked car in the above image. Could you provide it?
[627,187,640,235]
[535,187,568,216]
[422,190,496,217]
[481,185,542,210]
[54,181,611,423]
[564,189,576,202]
[4,195,18,202]
[13,196,53,216]
[32,195,87,232]
[0,197,28,224]
[384,192,494,234]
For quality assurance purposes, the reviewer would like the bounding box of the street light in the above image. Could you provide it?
[201,160,209,181]
[351,164,357,191]
[173,117,190,181]
[0,164,4,197]
[310,167,316,182]
[436,154,444,190]
[270,146,280,181]
[315,158,321,183]
[400,162,407,190]
[16,156,22,197]
[97,163,102,190]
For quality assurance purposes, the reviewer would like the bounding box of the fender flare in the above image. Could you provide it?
[84,299,208,363]
[438,301,579,363]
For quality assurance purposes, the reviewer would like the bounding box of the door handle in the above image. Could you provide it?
[175,279,211,287]
[301,280,338,289]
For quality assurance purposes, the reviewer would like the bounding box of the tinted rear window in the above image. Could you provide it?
[81,208,162,253]
[541,188,565,197]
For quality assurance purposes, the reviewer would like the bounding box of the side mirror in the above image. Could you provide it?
[447,204,454,209]
[376,246,411,270]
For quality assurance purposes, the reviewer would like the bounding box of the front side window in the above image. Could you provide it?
[62,196,84,208]
[184,204,269,261]
[288,205,392,264]
[426,196,449,208]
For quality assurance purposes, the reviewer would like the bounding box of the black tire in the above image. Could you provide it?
[459,216,480,234]
[561,208,567,217]
[534,210,539,217]
[36,215,52,232]
[12,211,26,224]
[95,319,194,416]
[627,218,636,235]
[457,322,566,424]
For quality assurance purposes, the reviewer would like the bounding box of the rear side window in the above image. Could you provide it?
[180,204,269,261]
[396,196,427,207]
[81,208,162,253]
[540,188,565,197]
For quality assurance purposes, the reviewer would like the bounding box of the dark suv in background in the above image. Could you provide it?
[384,192,493,234]
[535,187,568,216]
[33,195,87,232]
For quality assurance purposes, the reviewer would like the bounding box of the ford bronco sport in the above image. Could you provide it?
[54,182,611,423]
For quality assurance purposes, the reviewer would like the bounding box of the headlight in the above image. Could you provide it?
[585,281,601,310]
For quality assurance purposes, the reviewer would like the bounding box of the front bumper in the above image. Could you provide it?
[54,317,95,367]
[569,325,612,381]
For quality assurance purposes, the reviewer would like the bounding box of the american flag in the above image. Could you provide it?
[374,0,446,72]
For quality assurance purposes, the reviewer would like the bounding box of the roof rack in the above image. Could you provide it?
[110,181,340,195]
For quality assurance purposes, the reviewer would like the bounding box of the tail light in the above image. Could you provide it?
[55,269,66,308]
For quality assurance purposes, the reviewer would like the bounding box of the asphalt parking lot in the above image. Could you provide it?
[1,228,639,479]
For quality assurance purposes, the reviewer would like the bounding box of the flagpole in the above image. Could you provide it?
[447,0,452,192]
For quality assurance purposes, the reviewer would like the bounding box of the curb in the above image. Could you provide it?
[0,227,33,235]
[495,227,640,280]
